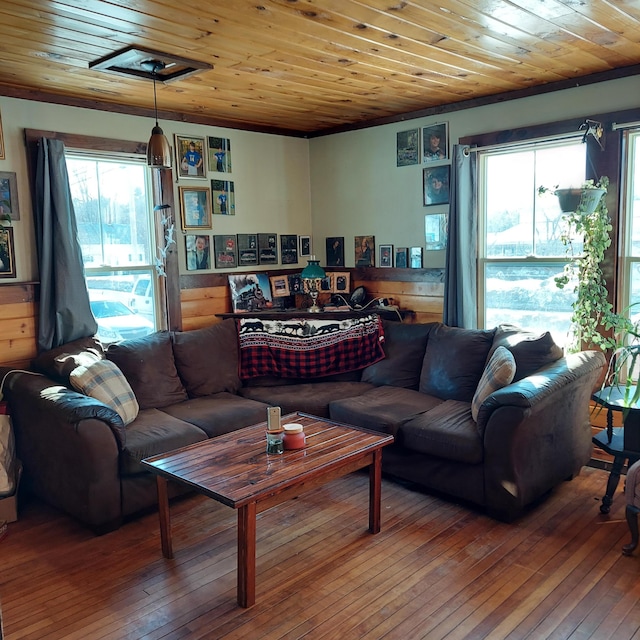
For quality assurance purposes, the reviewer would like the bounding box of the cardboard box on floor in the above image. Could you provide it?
[0,461,22,523]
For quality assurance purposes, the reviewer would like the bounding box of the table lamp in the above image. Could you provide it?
[301,256,326,312]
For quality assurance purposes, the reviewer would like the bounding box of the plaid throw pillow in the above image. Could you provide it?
[471,346,516,422]
[70,359,139,426]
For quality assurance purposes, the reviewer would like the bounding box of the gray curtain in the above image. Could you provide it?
[34,138,97,352]
[443,145,478,328]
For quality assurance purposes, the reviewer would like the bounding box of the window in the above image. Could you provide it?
[621,130,640,324]
[479,142,586,348]
[66,154,158,343]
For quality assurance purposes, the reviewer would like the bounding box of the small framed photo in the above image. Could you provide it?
[270,275,291,298]
[289,273,303,295]
[0,226,16,278]
[379,244,393,268]
[175,135,206,178]
[179,186,212,230]
[326,237,345,267]
[355,235,375,267]
[208,136,232,173]
[422,122,449,163]
[395,247,408,268]
[211,179,235,215]
[237,233,259,266]
[331,272,350,294]
[425,213,448,251]
[397,128,419,167]
[299,235,311,257]
[214,234,238,269]
[280,234,298,264]
[0,172,19,220]
[258,233,278,264]
[423,166,450,206]
[410,246,423,269]
[185,234,211,271]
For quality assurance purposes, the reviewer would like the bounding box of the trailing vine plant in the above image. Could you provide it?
[550,176,632,352]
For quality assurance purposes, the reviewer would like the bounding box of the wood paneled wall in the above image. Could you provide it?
[0,283,38,370]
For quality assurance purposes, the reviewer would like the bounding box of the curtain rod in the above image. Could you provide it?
[463,130,585,156]
[612,120,640,131]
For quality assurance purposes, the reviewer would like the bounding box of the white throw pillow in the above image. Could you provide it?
[70,359,139,425]
[471,346,516,422]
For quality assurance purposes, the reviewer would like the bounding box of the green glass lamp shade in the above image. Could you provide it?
[301,258,326,280]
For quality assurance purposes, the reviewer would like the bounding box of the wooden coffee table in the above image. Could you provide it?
[141,412,394,607]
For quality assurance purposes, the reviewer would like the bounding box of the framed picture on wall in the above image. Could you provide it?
[395,247,408,268]
[422,122,449,163]
[379,244,393,268]
[326,237,345,267]
[299,235,311,257]
[0,226,16,278]
[0,172,20,220]
[237,233,258,266]
[208,136,232,173]
[211,179,235,215]
[214,234,238,269]
[175,135,206,178]
[355,235,375,267]
[185,234,211,271]
[423,165,450,206]
[397,128,419,167]
[258,233,278,264]
[179,186,212,230]
[425,213,448,251]
[280,234,298,264]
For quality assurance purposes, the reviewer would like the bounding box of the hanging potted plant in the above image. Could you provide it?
[540,176,631,353]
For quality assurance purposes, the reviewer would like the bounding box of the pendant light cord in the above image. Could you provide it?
[152,71,159,127]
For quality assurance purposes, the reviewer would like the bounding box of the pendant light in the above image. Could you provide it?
[143,60,172,168]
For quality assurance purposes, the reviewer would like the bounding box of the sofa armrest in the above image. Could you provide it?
[477,350,605,518]
[476,351,606,430]
[4,370,126,448]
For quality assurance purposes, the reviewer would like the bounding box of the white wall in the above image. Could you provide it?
[309,75,640,268]
[0,96,312,281]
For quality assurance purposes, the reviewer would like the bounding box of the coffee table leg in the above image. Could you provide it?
[369,449,382,534]
[156,476,173,559]
[237,501,257,607]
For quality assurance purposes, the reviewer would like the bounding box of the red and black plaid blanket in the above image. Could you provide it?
[237,313,385,379]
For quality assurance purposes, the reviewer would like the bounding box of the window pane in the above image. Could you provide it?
[484,144,585,259]
[66,154,158,342]
[484,263,576,348]
[67,158,152,267]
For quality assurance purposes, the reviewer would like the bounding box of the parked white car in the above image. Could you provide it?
[128,275,155,323]
[89,299,154,344]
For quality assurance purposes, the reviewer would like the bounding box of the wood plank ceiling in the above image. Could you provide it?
[1,0,639,137]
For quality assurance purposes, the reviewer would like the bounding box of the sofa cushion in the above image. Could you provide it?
[172,320,242,397]
[120,408,208,476]
[329,386,444,436]
[399,400,482,464]
[471,346,516,422]
[361,321,436,389]
[419,325,496,402]
[106,331,188,410]
[160,393,270,438]
[32,336,104,385]
[69,359,139,426]
[239,381,376,418]
[490,324,564,381]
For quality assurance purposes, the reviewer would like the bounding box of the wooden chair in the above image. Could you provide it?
[623,459,640,556]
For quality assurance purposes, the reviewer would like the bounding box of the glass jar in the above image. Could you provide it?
[266,429,284,454]
[283,423,306,450]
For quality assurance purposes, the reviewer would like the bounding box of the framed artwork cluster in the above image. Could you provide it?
[184,232,307,271]
[176,134,235,233]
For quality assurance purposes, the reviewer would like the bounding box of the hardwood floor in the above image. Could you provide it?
[1,467,639,640]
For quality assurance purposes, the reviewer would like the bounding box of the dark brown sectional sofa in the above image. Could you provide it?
[3,318,605,532]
